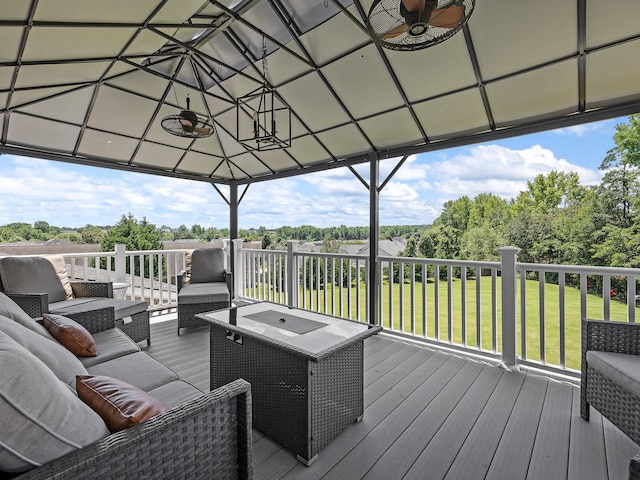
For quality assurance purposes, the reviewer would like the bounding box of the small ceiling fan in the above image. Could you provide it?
[161,95,214,139]
[367,0,475,51]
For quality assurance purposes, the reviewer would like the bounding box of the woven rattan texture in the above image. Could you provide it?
[210,323,365,462]
[4,293,48,318]
[70,281,112,298]
[581,319,640,445]
[115,310,151,344]
[311,342,364,455]
[65,306,117,334]
[13,379,252,480]
[178,301,228,332]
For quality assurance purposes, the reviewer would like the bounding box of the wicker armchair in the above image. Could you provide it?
[0,255,150,345]
[581,319,640,479]
[177,249,232,334]
[14,379,253,480]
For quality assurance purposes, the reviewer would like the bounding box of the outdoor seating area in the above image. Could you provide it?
[146,311,638,480]
[0,294,252,480]
[0,255,151,345]
[2,1,640,478]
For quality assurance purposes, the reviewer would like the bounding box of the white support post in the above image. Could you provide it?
[232,239,244,301]
[115,244,126,284]
[499,246,520,370]
[287,240,298,308]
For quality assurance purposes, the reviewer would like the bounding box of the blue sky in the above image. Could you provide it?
[0,117,624,230]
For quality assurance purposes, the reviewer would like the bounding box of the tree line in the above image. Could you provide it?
[402,115,640,271]
[2,115,638,272]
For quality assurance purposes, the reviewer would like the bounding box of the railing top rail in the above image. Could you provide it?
[518,262,640,276]
[378,255,501,269]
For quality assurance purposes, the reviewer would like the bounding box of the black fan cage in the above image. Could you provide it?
[367,0,475,51]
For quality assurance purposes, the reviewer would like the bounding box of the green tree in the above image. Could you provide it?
[512,171,585,215]
[78,225,105,244]
[100,214,164,277]
[460,224,507,261]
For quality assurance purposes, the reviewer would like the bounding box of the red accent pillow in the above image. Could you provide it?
[76,375,168,433]
[43,314,97,357]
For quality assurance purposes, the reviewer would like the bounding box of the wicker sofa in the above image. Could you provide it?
[0,293,252,480]
[0,255,151,345]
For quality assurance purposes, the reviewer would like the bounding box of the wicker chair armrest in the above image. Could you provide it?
[177,270,188,291]
[15,379,253,480]
[70,281,113,298]
[63,307,116,334]
[3,293,49,318]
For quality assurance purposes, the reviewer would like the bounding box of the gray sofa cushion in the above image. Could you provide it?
[0,331,109,473]
[0,255,73,303]
[0,292,51,338]
[48,297,100,311]
[0,315,88,387]
[147,380,204,408]
[178,282,230,305]
[189,249,225,283]
[87,351,179,392]
[50,298,148,321]
[79,328,140,368]
[587,350,640,398]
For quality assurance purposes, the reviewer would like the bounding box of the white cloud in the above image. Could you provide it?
[552,119,618,137]
[0,134,606,230]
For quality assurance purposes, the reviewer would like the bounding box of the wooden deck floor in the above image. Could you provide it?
[146,312,638,480]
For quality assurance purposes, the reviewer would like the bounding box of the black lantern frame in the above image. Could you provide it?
[236,84,291,151]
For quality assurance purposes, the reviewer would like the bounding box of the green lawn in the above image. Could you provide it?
[285,276,639,371]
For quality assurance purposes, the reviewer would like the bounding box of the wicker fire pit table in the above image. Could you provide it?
[199,302,382,466]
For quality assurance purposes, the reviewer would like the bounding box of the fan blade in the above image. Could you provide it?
[429,5,465,28]
[194,126,212,135]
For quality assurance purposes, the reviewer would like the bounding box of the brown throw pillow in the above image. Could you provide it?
[76,375,168,433]
[43,314,97,357]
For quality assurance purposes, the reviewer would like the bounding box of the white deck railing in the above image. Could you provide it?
[5,241,639,376]
[60,247,192,311]
[233,241,640,377]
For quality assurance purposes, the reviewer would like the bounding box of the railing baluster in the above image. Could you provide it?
[447,265,453,344]
[559,273,566,368]
[477,267,482,351]
[539,271,546,363]
[434,264,440,341]
[399,261,405,332]
[461,266,467,347]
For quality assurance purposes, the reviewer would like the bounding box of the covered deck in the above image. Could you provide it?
[148,310,637,480]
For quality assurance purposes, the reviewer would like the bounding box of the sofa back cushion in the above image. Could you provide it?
[189,248,225,284]
[0,331,109,473]
[0,255,73,303]
[0,314,88,387]
[0,292,51,338]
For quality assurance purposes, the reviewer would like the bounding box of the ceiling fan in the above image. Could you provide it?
[366,0,475,51]
[161,95,214,139]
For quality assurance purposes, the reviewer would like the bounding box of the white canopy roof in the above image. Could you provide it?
[1,0,640,185]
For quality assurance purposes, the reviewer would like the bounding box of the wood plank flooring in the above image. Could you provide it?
[146,312,638,480]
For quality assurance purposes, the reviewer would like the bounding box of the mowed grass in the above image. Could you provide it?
[281,275,639,372]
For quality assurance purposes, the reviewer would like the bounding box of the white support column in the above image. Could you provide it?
[232,239,244,301]
[115,244,126,283]
[499,246,520,370]
[287,240,298,308]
